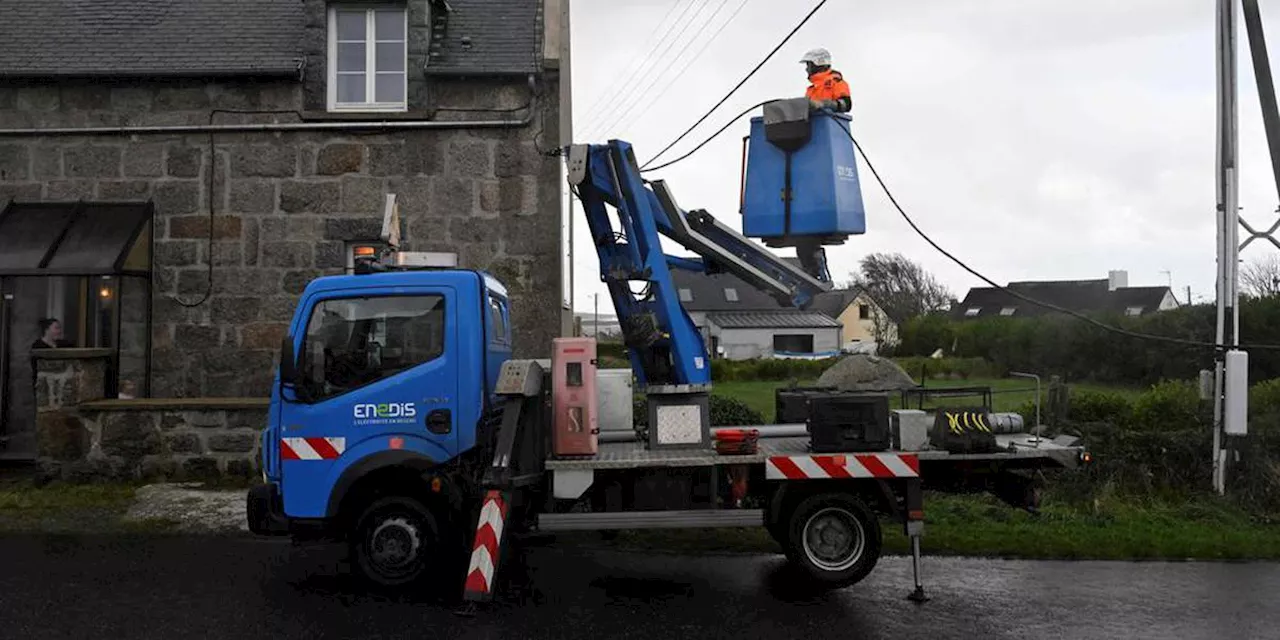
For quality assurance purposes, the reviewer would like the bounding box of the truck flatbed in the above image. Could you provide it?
[544,431,1084,471]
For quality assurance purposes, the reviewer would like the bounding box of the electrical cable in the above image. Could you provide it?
[577,0,697,135]
[586,0,732,141]
[842,126,1280,351]
[175,108,305,308]
[610,0,753,138]
[639,100,770,173]
[640,0,828,169]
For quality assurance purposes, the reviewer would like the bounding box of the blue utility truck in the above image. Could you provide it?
[247,100,1088,602]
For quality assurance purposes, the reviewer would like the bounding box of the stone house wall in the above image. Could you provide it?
[35,349,268,481]
[0,72,563,399]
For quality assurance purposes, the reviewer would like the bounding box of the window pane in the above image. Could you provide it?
[376,42,405,73]
[375,73,405,104]
[337,74,366,103]
[337,42,366,73]
[375,10,405,41]
[336,11,366,41]
[299,295,447,400]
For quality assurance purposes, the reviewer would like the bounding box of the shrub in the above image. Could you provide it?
[708,357,837,382]
[1067,390,1134,424]
[892,356,999,381]
[1251,378,1280,417]
[1129,380,1203,432]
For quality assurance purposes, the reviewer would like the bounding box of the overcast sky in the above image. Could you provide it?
[564,0,1280,314]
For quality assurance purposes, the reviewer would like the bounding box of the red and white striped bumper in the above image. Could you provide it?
[280,437,346,460]
[463,490,509,601]
[766,453,920,480]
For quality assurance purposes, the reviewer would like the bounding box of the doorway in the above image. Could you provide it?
[0,201,154,460]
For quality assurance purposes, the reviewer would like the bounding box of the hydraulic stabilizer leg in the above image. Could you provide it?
[904,478,929,603]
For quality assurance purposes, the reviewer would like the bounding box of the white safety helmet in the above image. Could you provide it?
[799,47,831,67]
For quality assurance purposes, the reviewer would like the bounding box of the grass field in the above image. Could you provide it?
[713,378,1143,423]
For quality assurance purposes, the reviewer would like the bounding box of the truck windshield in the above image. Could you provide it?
[298,295,445,401]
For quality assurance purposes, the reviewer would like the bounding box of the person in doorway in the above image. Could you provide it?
[31,318,63,351]
[30,318,65,389]
[800,47,852,113]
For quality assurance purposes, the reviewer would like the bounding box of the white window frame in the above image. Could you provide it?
[964,307,981,317]
[327,5,409,113]
[999,307,1016,316]
[1125,306,1144,316]
[724,288,739,302]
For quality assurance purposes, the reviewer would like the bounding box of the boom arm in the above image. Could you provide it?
[567,140,833,389]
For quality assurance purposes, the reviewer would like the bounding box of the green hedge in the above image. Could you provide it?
[1029,379,1280,512]
[891,299,1280,386]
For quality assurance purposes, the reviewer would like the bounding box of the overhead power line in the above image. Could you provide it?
[578,0,702,137]
[575,0,686,130]
[839,126,1280,351]
[640,0,829,169]
[610,0,753,139]
[582,0,720,141]
[589,0,737,140]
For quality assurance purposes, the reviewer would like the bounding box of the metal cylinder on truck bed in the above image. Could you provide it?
[598,424,808,443]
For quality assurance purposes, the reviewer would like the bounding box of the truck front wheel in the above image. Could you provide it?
[785,493,881,589]
[351,495,440,588]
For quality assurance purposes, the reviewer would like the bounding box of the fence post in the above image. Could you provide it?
[1046,375,1069,427]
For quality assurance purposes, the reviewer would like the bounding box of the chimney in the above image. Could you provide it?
[1108,270,1128,291]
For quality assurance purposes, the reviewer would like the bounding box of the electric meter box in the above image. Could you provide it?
[551,337,599,456]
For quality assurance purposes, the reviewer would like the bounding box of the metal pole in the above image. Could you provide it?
[1010,371,1042,444]
[1213,0,1240,495]
[593,293,598,337]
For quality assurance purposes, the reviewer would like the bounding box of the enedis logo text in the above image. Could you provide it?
[353,403,417,422]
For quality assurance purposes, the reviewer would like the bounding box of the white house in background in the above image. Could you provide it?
[669,265,891,360]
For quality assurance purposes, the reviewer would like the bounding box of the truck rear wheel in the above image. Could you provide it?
[351,495,440,588]
[785,493,881,589]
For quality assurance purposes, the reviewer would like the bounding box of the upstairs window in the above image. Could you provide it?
[1000,307,1016,316]
[329,6,408,112]
[964,307,981,317]
[679,288,693,303]
[858,305,870,320]
[724,288,739,302]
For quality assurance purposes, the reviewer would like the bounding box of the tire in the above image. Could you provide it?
[784,493,881,590]
[350,495,446,589]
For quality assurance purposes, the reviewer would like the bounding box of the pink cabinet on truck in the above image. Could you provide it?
[551,337,598,456]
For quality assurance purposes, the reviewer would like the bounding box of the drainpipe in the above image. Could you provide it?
[0,75,538,137]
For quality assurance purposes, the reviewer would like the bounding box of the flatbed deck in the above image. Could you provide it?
[544,432,1083,471]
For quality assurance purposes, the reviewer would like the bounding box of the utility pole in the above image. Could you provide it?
[1212,0,1240,495]
[593,293,599,337]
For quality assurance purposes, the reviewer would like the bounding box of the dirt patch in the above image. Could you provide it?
[124,483,247,533]
[816,354,919,392]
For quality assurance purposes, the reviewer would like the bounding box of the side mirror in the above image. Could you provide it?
[279,335,298,388]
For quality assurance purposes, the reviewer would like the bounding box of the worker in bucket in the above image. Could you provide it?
[801,47,852,113]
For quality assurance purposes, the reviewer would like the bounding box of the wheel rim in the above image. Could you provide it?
[366,515,423,579]
[802,507,865,572]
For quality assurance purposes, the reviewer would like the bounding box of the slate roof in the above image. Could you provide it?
[426,0,543,75]
[708,311,842,330]
[0,0,543,79]
[0,0,305,78]
[670,258,870,319]
[954,279,1175,319]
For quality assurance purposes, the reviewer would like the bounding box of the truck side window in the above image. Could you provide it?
[298,295,445,401]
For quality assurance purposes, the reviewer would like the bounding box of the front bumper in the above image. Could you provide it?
[246,482,289,536]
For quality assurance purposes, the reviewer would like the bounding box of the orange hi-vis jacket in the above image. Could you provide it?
[806,68,851,112]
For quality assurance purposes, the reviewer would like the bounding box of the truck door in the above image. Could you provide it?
[278,288,458,518]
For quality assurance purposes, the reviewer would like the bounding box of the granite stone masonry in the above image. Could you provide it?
[0,74,564,398]
[34,351,268,481]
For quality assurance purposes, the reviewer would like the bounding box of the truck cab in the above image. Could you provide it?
[249,266,512,584]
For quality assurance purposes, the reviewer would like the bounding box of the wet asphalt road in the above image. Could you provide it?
[0,536,1275,640]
